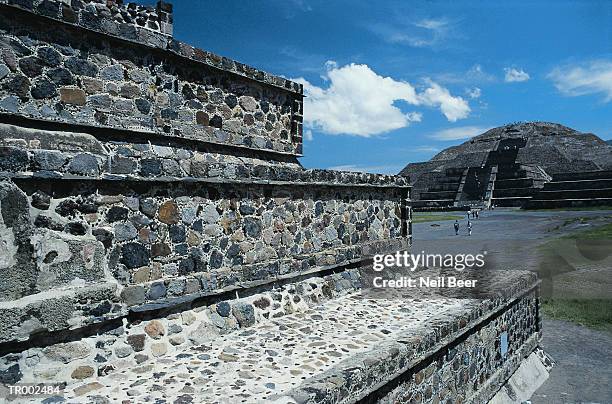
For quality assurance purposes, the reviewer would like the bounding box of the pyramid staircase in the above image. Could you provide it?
[489,138,549,207]
[412,168,465,210]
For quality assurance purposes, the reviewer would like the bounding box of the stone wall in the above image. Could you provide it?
[378,289,539,403]
[0,0,410,349]
[0,0,304,155]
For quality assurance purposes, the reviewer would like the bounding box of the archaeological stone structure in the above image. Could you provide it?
[0,1,547,403]
[401,122,612,210]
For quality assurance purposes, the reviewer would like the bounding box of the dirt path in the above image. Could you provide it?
[532,318,612,404]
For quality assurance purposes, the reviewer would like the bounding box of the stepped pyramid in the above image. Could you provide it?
[401,122,612,210]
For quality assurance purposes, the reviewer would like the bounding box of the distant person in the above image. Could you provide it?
[454,220,459,235]
[467,220,473,236]
[475,210,479,219]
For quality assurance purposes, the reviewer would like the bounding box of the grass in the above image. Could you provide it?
[542,299,612,333]
[412,213,464,223]
[539,221,612,332]
[560,222,612,239]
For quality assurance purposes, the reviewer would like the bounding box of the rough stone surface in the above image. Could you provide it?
[144,320,165,339]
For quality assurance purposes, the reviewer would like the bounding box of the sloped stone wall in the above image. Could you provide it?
[0,0,410,349]
[0,0,303,155]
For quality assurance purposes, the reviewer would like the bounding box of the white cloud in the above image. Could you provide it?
[428,125,491,141]
[466,87,481,99]
[294,63,470,137]
[413,145,440,153]
[304,129,313,141]
[548,60,612,102]
[418,80,471,122]
[436,64,496,85]
[372,17,453,49]
[504,67,530,82]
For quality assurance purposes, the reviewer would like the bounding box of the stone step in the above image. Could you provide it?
[51,270,539,404]
[524,197,612,209]
[535,188,612,200]
[493,187,538,198]
[552,170,612,181]
[494,178,536,189]
[491,196,533,207]
[543,179,612,191]
[419,190,458,200]
[496,170,528,180]
[412,199,455,208]
[427,183,461,192]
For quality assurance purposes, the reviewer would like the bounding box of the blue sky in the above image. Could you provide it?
[164,0,611,174]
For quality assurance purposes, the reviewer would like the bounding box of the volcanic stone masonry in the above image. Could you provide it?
[0,1,546,403]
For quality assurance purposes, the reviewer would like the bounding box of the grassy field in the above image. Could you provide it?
[542,299,612,333]
[412,213,464,223]
[561,222,612,239]
[541,221,612,333]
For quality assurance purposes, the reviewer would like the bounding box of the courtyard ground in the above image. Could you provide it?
[412,208,612,403]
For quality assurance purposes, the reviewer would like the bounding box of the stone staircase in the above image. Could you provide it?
[525,170,612,209]
[3,267,543,404]
[412,168,464,210]
[486,138,548,207]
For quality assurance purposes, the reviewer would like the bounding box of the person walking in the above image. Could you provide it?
[454,220,459,236]
[467,220,473,236]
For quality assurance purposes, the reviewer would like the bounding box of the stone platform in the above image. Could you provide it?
[2,269,541,403]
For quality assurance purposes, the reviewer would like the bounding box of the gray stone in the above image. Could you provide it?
[67,153,99,176]
[216,301,231,317]
[201,204,220,224]
[209,250,223,269]
[31,79,57,99]
[0,96,19,112]
[0,364,22,384]
[169,335,185,346]
[43,342,92,364]
[120,285,145,306]
[0,64,9,80]
[114,344,133,358]
[135,98,151,114]
[148,282,167,299]
[232,302,255,327]
[140,198,158,218]
[126,334,146,352]
[37,47,62,67]
[114,222,137,241]
[89,94,112,108]
[167,279,185,296]
[33,150,66,171]
[47,67,74,85]
[168,323,183,335]
[31,191,51,210]
[188,322,219,345]
[65,57,98,77]
[121,243,150,269]
[243,217,262,238]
